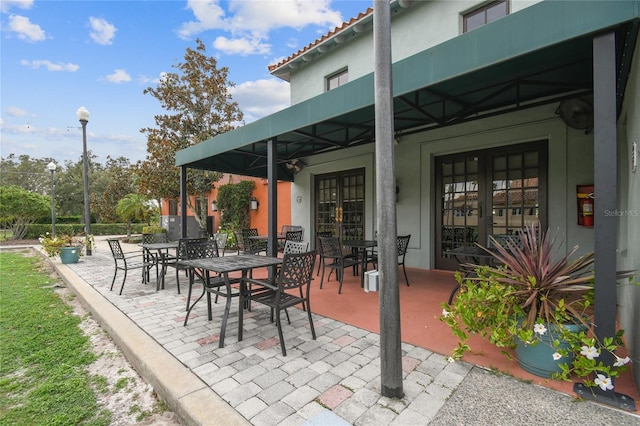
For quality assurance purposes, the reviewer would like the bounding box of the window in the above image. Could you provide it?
[326,69,348,91]
[169,200,178,216]
[463,0,508,32]
[195,197,209,217]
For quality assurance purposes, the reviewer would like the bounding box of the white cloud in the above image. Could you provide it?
[20,59,79,72]
[89,16,117,45]
[1,0,34,13]
[230,78,290,123]
[104,69,131,83]
[213,36,270,56]
[177,0,344,53]
[177,0,227,39]
[7,14,45,42]
[6,106,28,117]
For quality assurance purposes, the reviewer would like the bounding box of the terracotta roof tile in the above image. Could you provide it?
[268,7,373,72]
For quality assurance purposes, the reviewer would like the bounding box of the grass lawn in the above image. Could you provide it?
[0,252,110,425]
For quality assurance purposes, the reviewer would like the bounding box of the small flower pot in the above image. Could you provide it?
[515,323,586,378]
[59,246,80,264]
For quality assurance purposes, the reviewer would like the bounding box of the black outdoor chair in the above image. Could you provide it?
[141,232,168,282]
[180,238,243,326]
[241,250,317,356]
[235,228,267,255]
[318,236,360,294]
[213,232,228,256]
[315,230,334,276]
[107,238,156,295]
[367,234,412,286]
[160,237,208,304]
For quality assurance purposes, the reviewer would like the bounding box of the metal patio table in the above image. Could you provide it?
[179,254,282,348]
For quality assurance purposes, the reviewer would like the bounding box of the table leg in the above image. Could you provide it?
[219,272,234,348]
[238,269,248,342]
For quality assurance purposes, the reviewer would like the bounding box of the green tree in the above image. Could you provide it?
[0,185,50,239]
[94,157,137,223]
[216,180,255,232]
[116,193,156,238]
[0,154,55,195]
[139,38,243,231]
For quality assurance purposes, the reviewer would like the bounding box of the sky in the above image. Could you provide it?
[0,0,370,166]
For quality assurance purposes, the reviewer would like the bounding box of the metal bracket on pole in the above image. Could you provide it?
[573,383,637,411]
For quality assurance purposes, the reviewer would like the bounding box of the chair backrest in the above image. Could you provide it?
[285,229,304,242]
[277,250,317,292]
[283,240,309,254]
[107,239,125,259]
[397,235,411,257]
[241,228,266,254]
[213,233,228,252]
[183,238,218,260]
[489,234,523,251]
[177,237,208,259]
[318,236,342,258]
[142,233,167,245]
[281,225,292,234]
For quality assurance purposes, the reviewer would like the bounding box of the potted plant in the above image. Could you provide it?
[39,233,85,264]
[441,223,634,391]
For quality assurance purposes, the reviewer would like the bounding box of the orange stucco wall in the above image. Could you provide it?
[160,174,291,234]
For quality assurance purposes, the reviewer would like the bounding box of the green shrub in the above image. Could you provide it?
[142,225,165,234]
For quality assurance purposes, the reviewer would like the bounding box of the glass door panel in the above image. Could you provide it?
[315,169,365,240]
[435,141,547,270]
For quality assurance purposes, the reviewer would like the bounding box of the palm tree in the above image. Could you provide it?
[116,193,156,238]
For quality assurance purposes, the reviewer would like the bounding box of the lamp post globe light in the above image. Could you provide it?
[77,106,92,255]
[46,161,57,237]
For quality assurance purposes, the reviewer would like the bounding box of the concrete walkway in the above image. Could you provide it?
[5,237,639,425]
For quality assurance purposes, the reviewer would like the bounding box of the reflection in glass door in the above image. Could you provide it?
[315,169,365,241]
[437,154,481,270]
[435,141,547,270]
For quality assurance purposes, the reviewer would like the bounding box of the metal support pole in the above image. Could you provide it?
[267,139,278,257]
[180,166,188,238]
[573,30,635,412]
[374,0,403,399]
[49,167,56,237]
[80,119,92,255]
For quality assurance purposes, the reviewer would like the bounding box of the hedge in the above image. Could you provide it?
[24,223,147,239]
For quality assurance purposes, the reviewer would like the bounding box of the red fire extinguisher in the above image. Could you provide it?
[576,185,594,227]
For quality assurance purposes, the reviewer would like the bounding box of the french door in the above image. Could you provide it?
[315,168,365,241]
[435,141,547,269]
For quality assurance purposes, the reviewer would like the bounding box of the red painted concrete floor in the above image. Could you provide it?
[307,264,640,409]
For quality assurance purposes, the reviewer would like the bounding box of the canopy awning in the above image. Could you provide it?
[175,1,639,181]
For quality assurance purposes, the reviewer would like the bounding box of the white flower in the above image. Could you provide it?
[613,356,631,367]
[552,352,562,360]
[533,323,547,335]
[442,309,451,318]
[594,374,614,391]
[446,357,455,363]
[580,345,600,360]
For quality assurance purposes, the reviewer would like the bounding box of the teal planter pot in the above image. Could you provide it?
[59,246,80,264]
[516,323,585,378]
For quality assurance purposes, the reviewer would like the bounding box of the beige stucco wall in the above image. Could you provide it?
[288,0,541,104]
[292,102,598,270]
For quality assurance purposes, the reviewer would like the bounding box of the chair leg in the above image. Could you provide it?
[118,269,128,295]
[109,269,118,292]
[275,308,287,357]
[402,263,410,286]
[338,268,344,294]
[306,299,316,340]
[320,263,326,289]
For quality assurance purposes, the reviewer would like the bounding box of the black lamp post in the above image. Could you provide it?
[46,161,56,237]
[77,106,92,255]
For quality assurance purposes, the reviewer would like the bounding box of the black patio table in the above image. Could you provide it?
[179,254,282,348]
[141,241,179,291]
[343,239,378,288]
